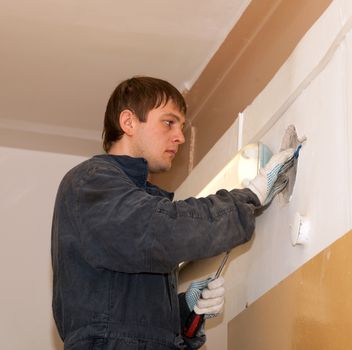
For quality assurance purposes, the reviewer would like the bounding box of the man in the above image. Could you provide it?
[51,76,293,349]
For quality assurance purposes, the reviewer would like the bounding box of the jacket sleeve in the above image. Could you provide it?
[74,163,260,273]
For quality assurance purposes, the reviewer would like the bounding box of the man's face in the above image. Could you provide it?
[132,100,186,173]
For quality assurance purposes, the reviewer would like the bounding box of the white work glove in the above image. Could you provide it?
[194,276,225,316]
[185,276,225,318]
[247,148,295,205]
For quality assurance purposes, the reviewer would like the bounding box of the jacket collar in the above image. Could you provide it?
[95,154,174,200]
[108,155,148,187]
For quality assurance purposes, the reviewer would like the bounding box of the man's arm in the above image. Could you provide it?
[73,163,259,274]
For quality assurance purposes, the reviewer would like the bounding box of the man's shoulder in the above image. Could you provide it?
[75,154,122,170]
[62,155,125,185]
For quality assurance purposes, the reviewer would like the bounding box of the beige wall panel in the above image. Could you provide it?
[0,128,102,157]
[228,230,352,350]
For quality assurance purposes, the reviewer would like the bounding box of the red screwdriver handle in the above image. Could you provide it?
[184,311,205,338]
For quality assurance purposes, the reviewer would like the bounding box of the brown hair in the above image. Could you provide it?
[102,76,187,152]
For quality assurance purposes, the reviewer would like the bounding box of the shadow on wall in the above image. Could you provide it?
[179,233,255,289]
[203,314,225,350]
[51,323,63,350]
[49,265,63,350]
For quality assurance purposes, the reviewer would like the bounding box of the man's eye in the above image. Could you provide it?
[164,120,174,127]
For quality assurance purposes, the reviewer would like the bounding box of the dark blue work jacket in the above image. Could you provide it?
[51,155,259,349]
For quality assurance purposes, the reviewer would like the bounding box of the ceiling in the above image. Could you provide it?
[0,0,250,153]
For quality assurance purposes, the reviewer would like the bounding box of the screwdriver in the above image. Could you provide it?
[183,251,230,338]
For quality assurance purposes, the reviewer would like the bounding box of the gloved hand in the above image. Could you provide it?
[185,276,225,318]
[194,276,225,316]
[247,148,295,205]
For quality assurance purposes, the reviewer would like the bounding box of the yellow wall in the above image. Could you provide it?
[228,230,352,350]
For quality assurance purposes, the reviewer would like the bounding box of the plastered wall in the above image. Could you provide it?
[152,0,332,191]
[0,147,86,350]
[177,1,352,348]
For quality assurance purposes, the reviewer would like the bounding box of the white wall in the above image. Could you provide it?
[177,1,352,348]
[0,147,86,350]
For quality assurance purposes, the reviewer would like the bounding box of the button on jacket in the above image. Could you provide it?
[51,154,260,349]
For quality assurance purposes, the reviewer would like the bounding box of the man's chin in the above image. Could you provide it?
[148,162,172,174]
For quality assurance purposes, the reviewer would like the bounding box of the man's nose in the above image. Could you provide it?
[173,128,185,144]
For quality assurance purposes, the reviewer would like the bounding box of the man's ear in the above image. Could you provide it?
[119,109,136,136]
